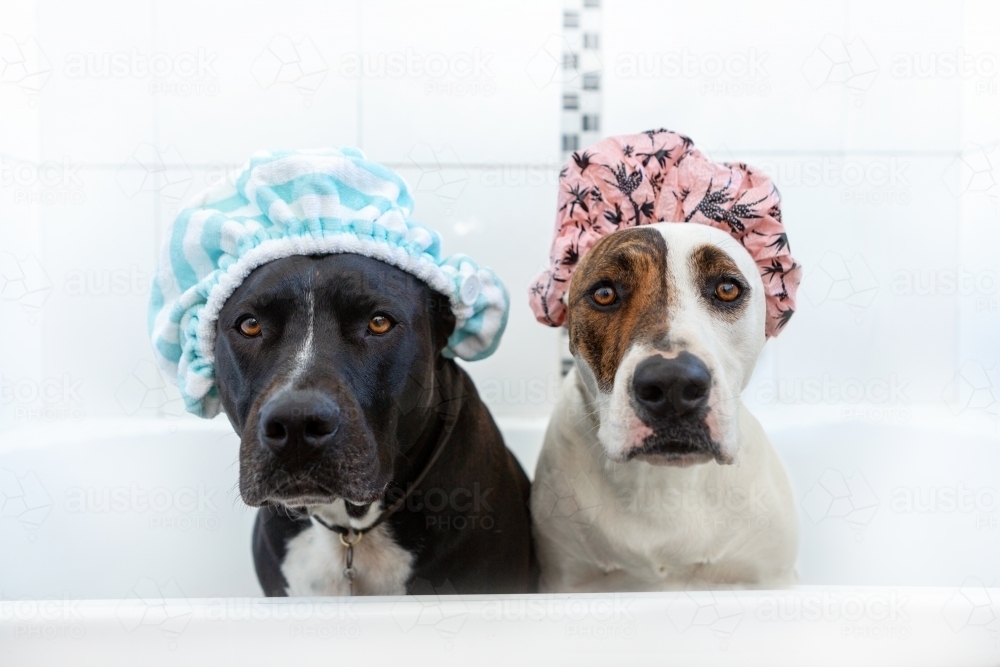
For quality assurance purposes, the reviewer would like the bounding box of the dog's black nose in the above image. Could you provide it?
[258,389,341,454]
[631,352,711,421]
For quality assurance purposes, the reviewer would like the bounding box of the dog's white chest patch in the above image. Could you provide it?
[281,503,414,596]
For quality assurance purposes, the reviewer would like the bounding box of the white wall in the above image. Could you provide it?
[1,0,998,431]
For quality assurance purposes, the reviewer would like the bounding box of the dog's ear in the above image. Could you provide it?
[428,290,456,354]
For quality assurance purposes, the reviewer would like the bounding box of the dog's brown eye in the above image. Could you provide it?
[238,317,261,337]
[592,285,617,306]
[368,315,393,335]
[715,281,741,302]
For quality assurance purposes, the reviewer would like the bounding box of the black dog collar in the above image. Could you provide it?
[309,414,458,594]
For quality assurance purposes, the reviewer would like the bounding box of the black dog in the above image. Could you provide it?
[214,253,535,595]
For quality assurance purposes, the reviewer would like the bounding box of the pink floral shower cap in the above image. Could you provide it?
[529,129,801,338]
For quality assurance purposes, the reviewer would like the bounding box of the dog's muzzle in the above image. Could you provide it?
[242,387,385,507]
[627,351,725,465]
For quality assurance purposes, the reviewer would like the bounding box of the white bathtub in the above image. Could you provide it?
[1,407,998,665]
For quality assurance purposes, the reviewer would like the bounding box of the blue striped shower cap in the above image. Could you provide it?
[148,148,508,418]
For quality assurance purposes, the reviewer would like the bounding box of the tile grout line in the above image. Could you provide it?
[6,150,979,174]
[2,148,985,173]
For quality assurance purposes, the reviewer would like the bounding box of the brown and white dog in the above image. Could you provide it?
[531,222,798,592]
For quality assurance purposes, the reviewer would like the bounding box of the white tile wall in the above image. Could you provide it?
[603,0,851,152]
[35,0,158,164]
[154,0,362,165]
[843,0,965,151]
[1,0,998,430]
[357,0,561,164]
[1,5,46,417]
[38,168,160,418]
[394,163,564,419]
[955,0,1000,404]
